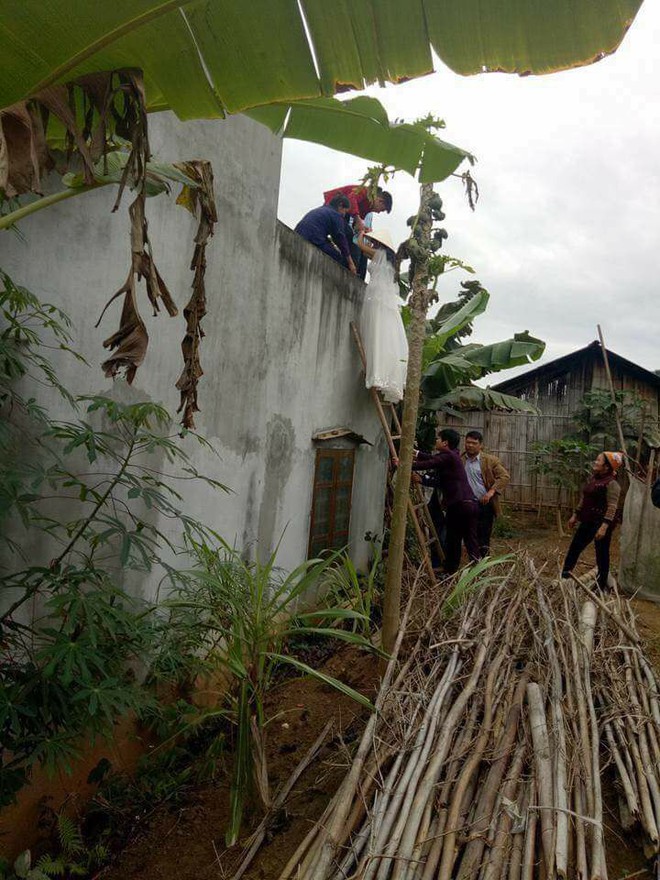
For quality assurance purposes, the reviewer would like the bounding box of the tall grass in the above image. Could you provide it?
[158,539,376,845]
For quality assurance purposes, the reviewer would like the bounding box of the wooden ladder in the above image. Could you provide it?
[350,322,443,581]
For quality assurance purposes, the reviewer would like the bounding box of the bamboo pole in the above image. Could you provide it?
[569,573,641,645]
[596,324,630,474]
[284,558,660,880]
[306,583,418,879]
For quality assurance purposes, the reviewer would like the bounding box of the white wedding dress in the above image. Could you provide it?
[359,250,409,403]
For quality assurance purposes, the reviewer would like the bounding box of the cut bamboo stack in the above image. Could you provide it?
[278,560,660,880]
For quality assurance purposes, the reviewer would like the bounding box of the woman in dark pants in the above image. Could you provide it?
[561,451,623,590]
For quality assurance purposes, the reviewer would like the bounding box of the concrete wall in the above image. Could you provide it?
[0,112,388,601]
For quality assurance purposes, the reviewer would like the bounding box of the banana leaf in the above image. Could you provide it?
[62,150,198,196]
[0,2,644,116]
[422,331,545,400]
[423,290,490,365]
[247,96,474,182]
[425,385,540,414]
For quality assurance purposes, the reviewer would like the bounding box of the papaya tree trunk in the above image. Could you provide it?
[382,183,435,653]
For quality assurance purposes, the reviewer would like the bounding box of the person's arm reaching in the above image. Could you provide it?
[412,450,449,472]
[356,230,375,258]
[331,214,356,274]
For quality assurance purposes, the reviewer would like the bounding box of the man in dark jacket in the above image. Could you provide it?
[294,194,356,273]
[411,428,480,574]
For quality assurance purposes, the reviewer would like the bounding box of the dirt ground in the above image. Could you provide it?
[102,645,381,880]
[100,510,659,880]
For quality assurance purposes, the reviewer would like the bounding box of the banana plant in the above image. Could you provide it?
[0,3,642,115]
[418,283,545,419]
[422,332,546,406]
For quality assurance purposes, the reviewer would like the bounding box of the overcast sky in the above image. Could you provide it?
[277,1,659,385]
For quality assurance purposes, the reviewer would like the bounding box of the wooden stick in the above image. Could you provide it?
[521,777,538,880]
[633,448,656,588]
[304,584,417,879]
[231,720,334,880]
[569,573,641,646]
[527,682,555,879]
[458,672,530,879]
[436,651,507,880]
[597,324,630,473]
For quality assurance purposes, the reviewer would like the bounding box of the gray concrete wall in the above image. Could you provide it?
[0,112,388,604]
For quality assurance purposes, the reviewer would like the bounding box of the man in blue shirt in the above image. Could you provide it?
[294,194,357,274]
[462,430,510,557]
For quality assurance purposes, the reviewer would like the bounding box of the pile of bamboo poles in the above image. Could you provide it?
[277,560,660,880]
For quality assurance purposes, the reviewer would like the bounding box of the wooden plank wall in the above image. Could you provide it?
[591,363,660,420]
[440,412,577,509]
[443,350,660,509]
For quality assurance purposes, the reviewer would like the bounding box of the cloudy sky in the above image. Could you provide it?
[277,2,659,385]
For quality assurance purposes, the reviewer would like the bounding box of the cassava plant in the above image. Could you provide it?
[0,271,225,806]
[154,539,376,846]
[530,437,599,535]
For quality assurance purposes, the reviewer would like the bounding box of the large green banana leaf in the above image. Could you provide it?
[425,289,490,357]
[426,385,540,414]
[0,1,644,117]
[422,332,546,400]
[247,96,474,182]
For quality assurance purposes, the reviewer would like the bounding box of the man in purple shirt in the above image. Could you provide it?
[294,194,357,274]
[411,428,480,574]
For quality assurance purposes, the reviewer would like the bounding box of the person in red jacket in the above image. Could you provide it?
[323,184,393,278]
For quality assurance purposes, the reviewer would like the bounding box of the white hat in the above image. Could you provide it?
[366,228,395,253]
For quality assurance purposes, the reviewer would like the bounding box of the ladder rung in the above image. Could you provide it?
[391,434,401,441]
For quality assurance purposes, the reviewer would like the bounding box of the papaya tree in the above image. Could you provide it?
[381,200,544,651]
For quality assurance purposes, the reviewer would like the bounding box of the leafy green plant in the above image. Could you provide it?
[403,264,544,448]
[441,555,513,618]
[0,271,226,806]
[0,814,107,880]
[325,538,384,636]
[492,515,518,540]
[530,438,597,508]
[155,540,376,846]
[572,388,659,451]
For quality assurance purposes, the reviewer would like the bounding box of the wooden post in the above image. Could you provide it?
[632,448,656,587]
[596,324,630,474]
[635,400,646,473]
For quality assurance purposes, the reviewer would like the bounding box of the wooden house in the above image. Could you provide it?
[442,341,660,509]
[493,341,660,421]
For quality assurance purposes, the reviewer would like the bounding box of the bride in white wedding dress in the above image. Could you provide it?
[357,230,409,403]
